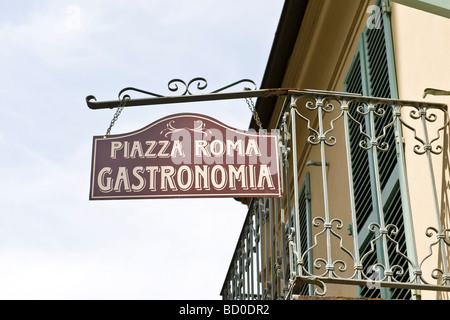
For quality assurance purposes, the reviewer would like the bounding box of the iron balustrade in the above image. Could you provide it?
[221,90,450,300]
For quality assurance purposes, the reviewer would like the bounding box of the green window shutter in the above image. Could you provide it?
[286,173,312,296]
[345,44,374,231]
[343,0,411,300]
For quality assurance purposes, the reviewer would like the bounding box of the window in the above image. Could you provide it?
[343,0,411,299]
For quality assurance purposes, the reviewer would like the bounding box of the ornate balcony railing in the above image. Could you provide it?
[221,90,450,300]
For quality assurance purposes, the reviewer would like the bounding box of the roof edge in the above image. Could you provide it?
[250,0,309,130]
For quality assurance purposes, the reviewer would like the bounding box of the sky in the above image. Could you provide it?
[0,0,284,299]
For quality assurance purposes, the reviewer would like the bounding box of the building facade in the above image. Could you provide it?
[221,0,450,300]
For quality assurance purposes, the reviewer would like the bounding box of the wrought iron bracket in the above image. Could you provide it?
[423,88,450,99]
[86,77,289,110]
[86,78,448,111]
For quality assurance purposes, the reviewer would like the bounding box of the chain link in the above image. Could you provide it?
[104,97,129,137]
[104,91,262,136]
[244,88,263,131]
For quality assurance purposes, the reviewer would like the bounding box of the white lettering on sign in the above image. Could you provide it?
[90,113,281,200]
[96,164,275,193]
[109,139,262,160]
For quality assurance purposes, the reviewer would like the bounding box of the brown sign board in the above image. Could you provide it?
[90,113,282,200]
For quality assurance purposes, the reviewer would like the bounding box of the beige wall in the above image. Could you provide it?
[267,0,370,130]
[390,2,450,300]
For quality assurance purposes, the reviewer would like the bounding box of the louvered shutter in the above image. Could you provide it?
[343,0,411,299]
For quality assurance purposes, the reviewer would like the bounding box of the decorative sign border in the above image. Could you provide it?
[90,113,282,200]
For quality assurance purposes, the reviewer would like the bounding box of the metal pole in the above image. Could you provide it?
[290,97,303,277]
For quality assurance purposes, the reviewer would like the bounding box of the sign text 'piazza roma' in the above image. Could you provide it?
[90,113,282,200]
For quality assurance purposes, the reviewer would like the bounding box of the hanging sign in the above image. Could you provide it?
[89,113,281,200]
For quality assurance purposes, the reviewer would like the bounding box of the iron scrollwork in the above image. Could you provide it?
[86,77,258,109]
[118,77,257,100]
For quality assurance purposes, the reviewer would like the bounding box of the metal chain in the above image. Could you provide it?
[103,92,262,136]
[104,97,129,137]
[244,88,263,131]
